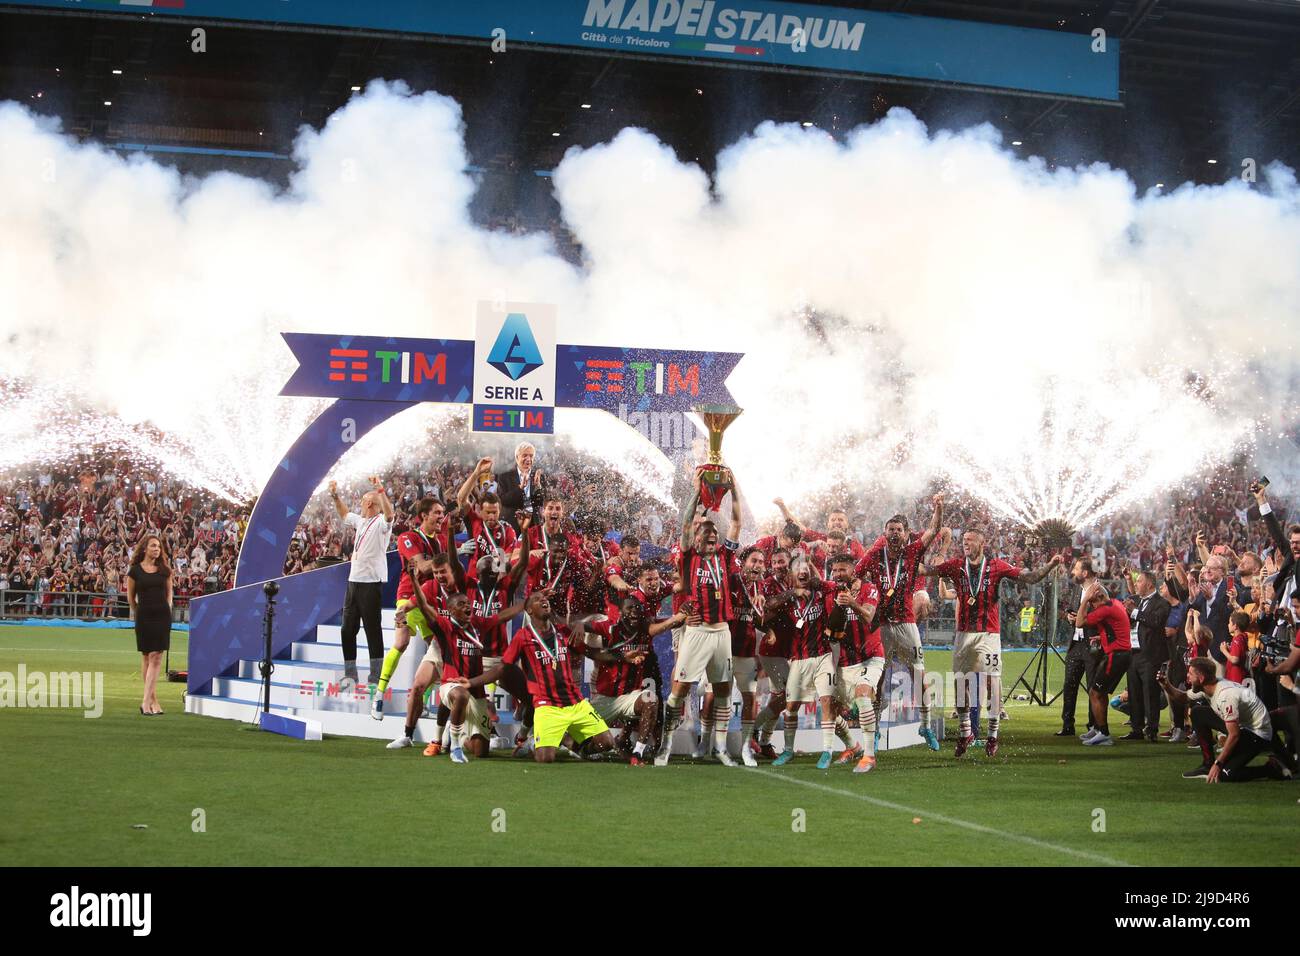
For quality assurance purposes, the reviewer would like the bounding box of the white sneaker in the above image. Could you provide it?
[1168,728,1186,743]
[1083,733,1113,747]
[449,747,468,764]
[691,735,710,759]
[1080,728,1100,742]
[654,736,674,767]
[370,696,383,721]
[715,749,737,767]
[741,745,758,767]
[386,735,412,750]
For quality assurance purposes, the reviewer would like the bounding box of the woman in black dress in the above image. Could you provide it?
[127,535,173,716]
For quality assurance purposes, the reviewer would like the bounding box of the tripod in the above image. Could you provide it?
[1005,629,1069,706]
[1004,574,1066,706]
[258,580,279,715]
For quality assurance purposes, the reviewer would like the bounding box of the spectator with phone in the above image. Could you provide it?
[1251,479,1300,617]
[1190,551,1231,674]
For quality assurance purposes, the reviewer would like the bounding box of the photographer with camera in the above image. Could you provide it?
[1261,592,1300,765]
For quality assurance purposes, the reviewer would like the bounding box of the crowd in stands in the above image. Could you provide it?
[0,463,248,619]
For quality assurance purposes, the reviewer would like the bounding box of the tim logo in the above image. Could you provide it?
[50,886,151,936]
[488,313,544,381]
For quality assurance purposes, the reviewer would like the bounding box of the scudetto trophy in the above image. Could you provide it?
[694,404,742,510]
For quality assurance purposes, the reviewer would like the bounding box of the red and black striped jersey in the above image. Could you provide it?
[502,620,586,708]
[419,579,458,622]
[802,529,866,560]
[603,557,640,620]
[630,581,672,615]
[567,553,608,616]
[464,506,517,584]
[928,556,1021,633]
[783,581,831,660]
[729,573,764,657]
[752,534,811,566]
[855,533,932,625]
[521,521,583,555]
[466,578,512,656]
[395,527,446,602]
[429,613,495,698]
[587,618,652,698]
[524,548,584,596]
[761,574,795,656]
[677,541,739,624]
[829,580,884,665]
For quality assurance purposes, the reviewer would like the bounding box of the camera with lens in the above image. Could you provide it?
[1260,620,1294,667]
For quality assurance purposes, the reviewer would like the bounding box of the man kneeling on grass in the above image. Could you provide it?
[465,591,641,763]
[1159,657,1297,782]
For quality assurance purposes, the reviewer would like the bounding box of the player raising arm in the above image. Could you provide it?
[656,469,743,766]
[854,494,944,750]
[920,531,1062,756]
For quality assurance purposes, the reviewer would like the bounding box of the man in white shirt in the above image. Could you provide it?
[1160,657,1295,782]
[330,477,394,689]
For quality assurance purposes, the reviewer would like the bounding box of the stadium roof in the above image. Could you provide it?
[2,0,1297,195]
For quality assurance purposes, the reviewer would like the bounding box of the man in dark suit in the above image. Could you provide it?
[1252,481,1300,609]
[493,441,546,530]
[1189,554,1230,672]
[1057,556,1102,737]
[1123,570,1171,741]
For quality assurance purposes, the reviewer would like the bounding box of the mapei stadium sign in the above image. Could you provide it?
[14,0,1119,101]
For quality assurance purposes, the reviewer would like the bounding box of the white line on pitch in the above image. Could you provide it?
[746,767,1133,867]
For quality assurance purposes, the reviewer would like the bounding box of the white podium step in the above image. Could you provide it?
[312,623,397,646]
[211,674,418,712]
[292,632,428,690]
[236,657,409,691]
[185,693,447,742]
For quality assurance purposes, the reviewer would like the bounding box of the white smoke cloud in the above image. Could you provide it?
[1,81,1297,526]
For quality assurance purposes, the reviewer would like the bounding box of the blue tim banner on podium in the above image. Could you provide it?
[472,404,553,434]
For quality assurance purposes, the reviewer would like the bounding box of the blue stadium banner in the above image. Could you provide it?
[13,0,1120,101]
[278,331,743,411]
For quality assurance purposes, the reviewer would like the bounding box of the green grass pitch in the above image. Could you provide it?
[1,626,1295,866]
